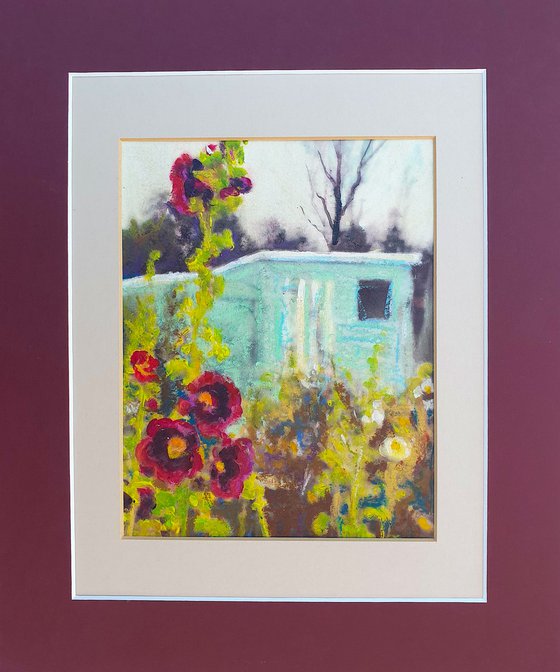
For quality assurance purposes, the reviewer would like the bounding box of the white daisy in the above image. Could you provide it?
[421,377,434,395]
[379,436,411,462]
[361,400,385,426]
[371,400,385,425]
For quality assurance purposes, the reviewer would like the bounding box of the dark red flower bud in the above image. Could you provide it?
[177,397,194,416]
[230,176,252,194]
[145,397,158,412]
[136,487,157,519]
[219,185,239,199]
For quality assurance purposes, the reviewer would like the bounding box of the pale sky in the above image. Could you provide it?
[121,139,434,250]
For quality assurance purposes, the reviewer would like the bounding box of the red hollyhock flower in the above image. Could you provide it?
[219,176,253,199]
[136,418,203,485]
[168,153,213,214]
[210,437,254,499]
[130,350,159,383]
[183,371,242,437]
[231,176,252,193]
[219,186,237,199]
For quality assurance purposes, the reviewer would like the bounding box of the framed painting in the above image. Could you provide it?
[69,70,486,600]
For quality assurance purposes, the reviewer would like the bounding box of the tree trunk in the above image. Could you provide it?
[331,184,342,246]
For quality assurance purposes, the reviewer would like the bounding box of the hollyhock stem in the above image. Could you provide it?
[257,507,270,537]
[253,493,269,537]
[180,502,190,537]
[330,487,342,534]
[349,447,364,526]
[134,387,146,442]
[176,484,191,536]
[238,500,248,536]
[176,211,214,382]
[127,498,138,536]
[125,384,147,538]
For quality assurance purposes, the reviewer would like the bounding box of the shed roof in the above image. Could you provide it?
[124,250,423,289]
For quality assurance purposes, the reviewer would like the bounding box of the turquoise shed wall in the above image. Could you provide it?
[123,251,421,393]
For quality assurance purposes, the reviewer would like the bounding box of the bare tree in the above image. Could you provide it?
[301,140,386,248]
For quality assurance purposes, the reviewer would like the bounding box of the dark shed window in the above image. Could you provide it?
[357,280,391,320]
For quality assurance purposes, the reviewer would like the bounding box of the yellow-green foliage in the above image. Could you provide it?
[123,272,160,461]
[246,347,434,539]
[122,142,272,539]
[147,486,229,538]
[144,249,161,281]
[311,378,377,538]
[122,260,162,535]
[167,217,233,384]
[193,515,232,537]
[312,512,330,536]
[165,142,251,386]
[307,353,434,538]
[241,473,270,537]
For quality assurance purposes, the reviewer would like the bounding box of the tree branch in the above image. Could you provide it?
[341,140,386,217]
[306,165,328,231]
[299,204,326,236]
[316,193,334,231]
[335,140,342,187]
[317,149,336,187]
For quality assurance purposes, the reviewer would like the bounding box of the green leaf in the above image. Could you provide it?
[308,480,330,502]
[340,522,373,538]
[241,473,263,501]
[193,515,232,537]
[362,506,392,523]
[134,519,163,536]
[144,249,161,280]
[155,491,175,508]
[165,357,191,379]
[312,512,331,536]
[417,362,433,379]
[228,166,247,178]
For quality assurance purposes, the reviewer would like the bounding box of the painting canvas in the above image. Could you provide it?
[122,138,435,539]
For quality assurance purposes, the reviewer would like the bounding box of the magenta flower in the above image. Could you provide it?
[178,371,243,437]
[136,418,203,485]
[219,176,252,199]
[210,437,254,499]
[168,153,213,214]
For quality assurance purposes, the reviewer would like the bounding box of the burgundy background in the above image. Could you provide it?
[2,1,559,670]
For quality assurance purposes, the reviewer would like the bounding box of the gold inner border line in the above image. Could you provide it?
[121,136,436,142]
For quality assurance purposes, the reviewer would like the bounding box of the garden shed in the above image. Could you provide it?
[124,250,422,392]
